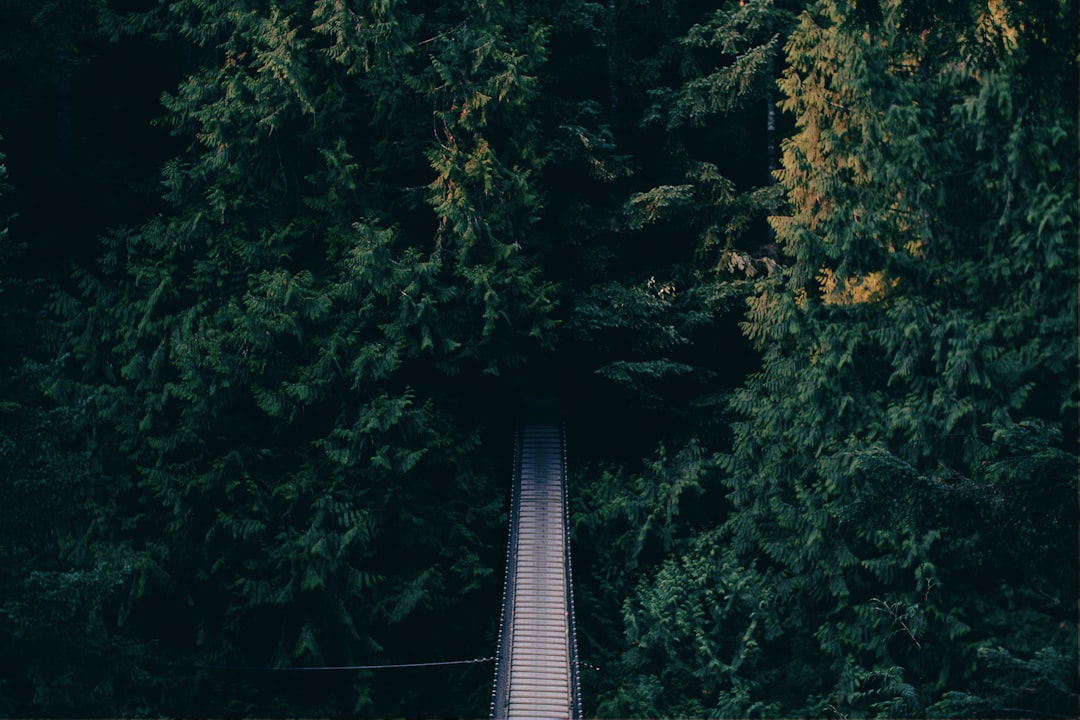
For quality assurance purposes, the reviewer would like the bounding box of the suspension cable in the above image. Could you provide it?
[162,656,497,672]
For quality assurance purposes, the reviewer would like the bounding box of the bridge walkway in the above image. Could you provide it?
[491,404,581,719]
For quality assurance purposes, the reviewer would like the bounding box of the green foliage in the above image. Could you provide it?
[572,440,725,713]
[564,3,803,712]
[631,0,796,279]
[0,137,158,715]
[48,0,554,714]
[645,0,794,128]
[567,275,736,410]
[557,0,795,436]
[614,532,781,719]
[569,279,690,351]
[926,646,1078,718]
[592,0,1079,716]
[4,0,1076,715]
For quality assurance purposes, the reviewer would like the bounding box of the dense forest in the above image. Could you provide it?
[0,0,1076,716]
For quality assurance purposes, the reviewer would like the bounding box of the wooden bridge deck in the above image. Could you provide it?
[491,405,581,719]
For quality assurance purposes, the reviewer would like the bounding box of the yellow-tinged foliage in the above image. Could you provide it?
[818,268,899,305]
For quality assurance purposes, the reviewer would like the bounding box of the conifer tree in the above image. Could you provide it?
[566,0,805,710]
[0,12,162,707]
[562,0,800,420]
[53,0,555,713]
[607,0,1078,715]
[25,0,1077,715]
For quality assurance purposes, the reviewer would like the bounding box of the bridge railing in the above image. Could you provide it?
[490,427,522,719]
[561,422,583,719]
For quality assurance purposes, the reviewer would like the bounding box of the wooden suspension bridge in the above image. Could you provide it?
[490,398,582,719]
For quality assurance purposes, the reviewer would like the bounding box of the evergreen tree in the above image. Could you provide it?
[12,0,1074,714]
[0,4,173,708]
[608,0,1078,716]
[548,0,805,438]
[564,1,805,711]
[53,0,555,714]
